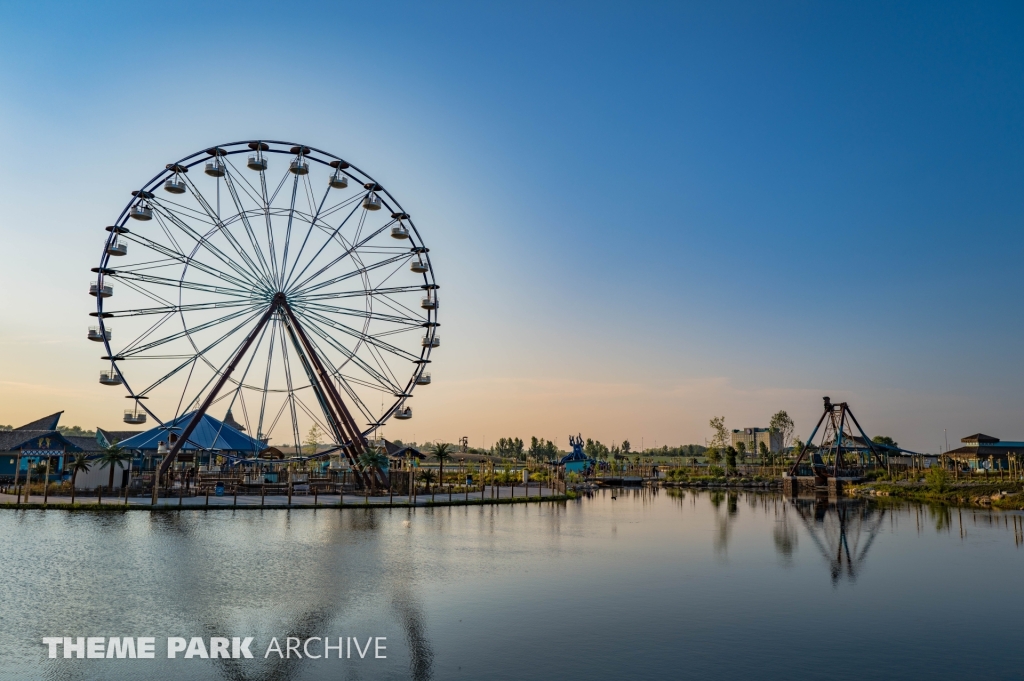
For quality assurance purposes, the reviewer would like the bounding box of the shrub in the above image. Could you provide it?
[707,465,725,477]
[926,466,949,493]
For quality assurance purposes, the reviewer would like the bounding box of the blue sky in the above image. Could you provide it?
[0,1,1022,451]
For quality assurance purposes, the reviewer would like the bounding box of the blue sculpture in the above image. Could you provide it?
[558,433,595,473]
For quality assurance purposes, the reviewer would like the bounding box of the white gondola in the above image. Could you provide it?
[363,194,382,211]
[205,160,225,177]
[247,155,268,171]
[394,406,413,420]
[87,326,111,342]
[106,240,127,256]
[123,409,147,425]
[410,258,428,273]
[130,203,153,220]
[89,282,113,298]
[421,335,440,348]
[415,373,431,385]
[391,223,410,239]
[329,172,348,189]
[421,296,437,310]
[289,159,309,175]
[164,178,187,194]
[99,370,122,386]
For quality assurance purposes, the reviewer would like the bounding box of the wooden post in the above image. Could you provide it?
[261,484,265,506]
[43,457,50,507]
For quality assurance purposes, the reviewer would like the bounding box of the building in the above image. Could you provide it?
[116,410,266,471]
[0,411,104,484]
[945,433,1024,471]
[731,428,783,454]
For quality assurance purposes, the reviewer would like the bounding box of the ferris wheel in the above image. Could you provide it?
[89,140,438,480]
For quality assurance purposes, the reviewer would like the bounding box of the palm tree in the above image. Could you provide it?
[98,446,131,494]
[358,448,389,495]
[431,442,452,489]
[69,453,92,505]
[418,469,436,493]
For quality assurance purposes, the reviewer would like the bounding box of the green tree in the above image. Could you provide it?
[709,416,728,450]
[758,440,769,464]
[726,446,738,473]
[58,425,96,438]
[358,447,388,493]
[735,441,746,464]
[97,446,131,493]
[621,440,631,455]
[418,468,436,492]
[769,411,795,450]
[529,436,544,460]
[706,446,722,465]
[304,424,323,456]
[431,442,452,486]
[69,453,92,504]
[872,435,899,450]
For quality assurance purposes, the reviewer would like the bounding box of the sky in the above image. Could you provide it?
[0,1,1022,452]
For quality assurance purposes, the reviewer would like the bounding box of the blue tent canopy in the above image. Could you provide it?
[116,411,264,454]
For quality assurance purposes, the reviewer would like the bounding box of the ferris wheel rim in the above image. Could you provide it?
[94,139,437,441]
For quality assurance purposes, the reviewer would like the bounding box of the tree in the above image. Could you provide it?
[872,436,898,450]
[726,446,738,473]
[529,436,544,460]
[543,439,559,460]
[432,442,452,486]
[418,469,436,492]
[769,411,795,450]
[304,424,324,456]
[758,440,769,464]
[706,446,722,465]
[621,440,631,455]
[58,425,96,438]
[709,416,728,450]
[0,424,12,432]
[735,441,746,464]
[69,453,92,504]
[358,447,389,494]
[97,446,131,493]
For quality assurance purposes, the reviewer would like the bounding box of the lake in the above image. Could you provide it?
[1,489,1021,680]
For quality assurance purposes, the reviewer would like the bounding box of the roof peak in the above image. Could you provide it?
[14,411,63,431]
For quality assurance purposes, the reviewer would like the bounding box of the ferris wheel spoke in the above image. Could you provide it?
[120,304,265,358]
[280,174,333,292]
[286,214,390,294]
[372,291,429,324]
[255,317,278,444]
[297,315,403,394]
[151,201,271,290]
[277,169,307,290]
[299,329,380,423]
[315,191,365,222]
[296,284,428,303]
[117,311,176,356]
[120,232,260,293]
[133,307,267,399]
[221,167,277,284]
[290,252,414,298]
[292,301,424,327]
[102,299,259,318]
[283,195,368,293]
[111,271,256,299]
[293,306,423,364]
[173,175,276,286]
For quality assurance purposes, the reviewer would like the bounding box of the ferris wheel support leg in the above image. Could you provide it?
[151,296,284,505]
[280,303,387,490]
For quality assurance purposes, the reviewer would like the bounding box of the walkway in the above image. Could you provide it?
[0,485,564,509]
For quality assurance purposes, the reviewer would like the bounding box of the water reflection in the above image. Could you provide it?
[787,496,886,584]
